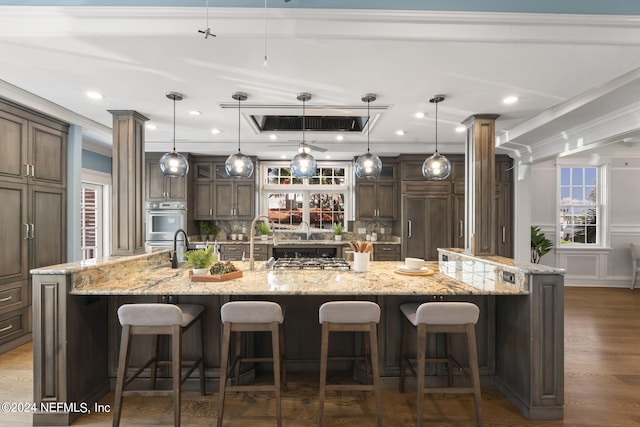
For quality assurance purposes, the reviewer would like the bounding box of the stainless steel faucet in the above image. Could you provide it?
[171,228,189,269]
[249,215,276,270]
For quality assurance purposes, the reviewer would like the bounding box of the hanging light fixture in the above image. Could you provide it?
[225,92,254,178]
[422,94,451,180]
[290,92,317,178]
[355,93,382,179]
[159,92,189,178]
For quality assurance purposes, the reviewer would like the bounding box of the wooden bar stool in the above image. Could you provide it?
[318,301,382,427]
[399,302,482,427]
[217,301,287,427]
[112,303,206,427]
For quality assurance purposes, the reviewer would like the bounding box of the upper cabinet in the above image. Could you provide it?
[191,158,255,220]
[0,108,66,188]
[145,153,190,201]
[355,160,398,221]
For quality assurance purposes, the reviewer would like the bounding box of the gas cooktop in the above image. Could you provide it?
[271,257,351,270]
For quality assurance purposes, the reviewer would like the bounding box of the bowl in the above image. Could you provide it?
[405,257,425,270]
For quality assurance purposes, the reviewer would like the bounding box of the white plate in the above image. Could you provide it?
[397,265,428,272]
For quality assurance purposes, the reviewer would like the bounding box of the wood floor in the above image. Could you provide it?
[1,287,639,426]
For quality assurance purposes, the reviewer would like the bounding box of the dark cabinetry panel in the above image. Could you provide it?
[355,160,398,221]
[145,153,189,201]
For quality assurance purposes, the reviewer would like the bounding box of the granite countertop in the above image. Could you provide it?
[67,259,526,297]
[191,240,401,246]
[439,248,566,274]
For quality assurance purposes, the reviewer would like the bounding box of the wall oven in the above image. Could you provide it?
[145,201,187,250]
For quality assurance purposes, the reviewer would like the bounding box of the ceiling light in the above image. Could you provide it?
[355,93,382,179]
[211,128,221,134]
[414,112,425,119]
[336,135,344,141]
[159,92,189,178]
[280,155,287,159]
[422,94,451,181]
[290,92,317,178]
[455,126,466,133]
[86,91,103,100]
[146,124,157,130]
[225,92,254,179]
[197,0,216,39]
[189,110,202,116]
[503,96,519,104]
[269,134,278,140]
[395,130,405,136]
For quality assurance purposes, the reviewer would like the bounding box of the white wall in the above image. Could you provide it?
[528,155,640,287]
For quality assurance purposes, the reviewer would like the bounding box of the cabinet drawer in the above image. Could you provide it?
[0,307,28,345]
[374,244,400,254]
[253,245,269,255]
[220,244,248,254]
[0,281,27,314]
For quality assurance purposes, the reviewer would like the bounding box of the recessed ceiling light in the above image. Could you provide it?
[269,134,278,140]
[86,91,103,100]
[280,154,287,159]
[503,96,519,105]
[455,126,466,133]
[395,130,405,136]
[414,112,425,119]
[189,110,202,116]
[146,124,157,130]
[325,155,331,159]
[335,135,344,141]
[211,128,221,134]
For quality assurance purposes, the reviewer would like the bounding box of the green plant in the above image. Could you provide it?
[531,226,553,264]
[184,246,215,269]
[256,220,270,235]
[332,223,344,235]
[199,221,218,237]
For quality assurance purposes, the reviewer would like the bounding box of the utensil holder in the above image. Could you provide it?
[354,252,370,272]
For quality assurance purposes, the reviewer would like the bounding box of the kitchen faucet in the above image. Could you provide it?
[171,228,190,269]
[249,215,276,270]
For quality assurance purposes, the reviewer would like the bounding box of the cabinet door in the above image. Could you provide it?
[193,182,214,219]
[453,193,465,249]
[194,162,214,182]
[402,194,452,261]
[0,110,28,183]
[167,176,187,200]
[213,182,234,219]
[495,182,512,257]
[145,158,166,201]
[377,181,397,220]
[28,122,66,187]
[403,196,427,259]
[425,194,451,260]
[0,182,28,285]
[30,186,66,270]
[355,181,377,220]
[234,181,255,219]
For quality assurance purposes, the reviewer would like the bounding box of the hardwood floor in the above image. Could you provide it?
[1,287,639,426]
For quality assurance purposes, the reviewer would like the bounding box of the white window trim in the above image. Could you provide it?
[555,158,609,249]
[81,169,111,257]
[259,161,353,228]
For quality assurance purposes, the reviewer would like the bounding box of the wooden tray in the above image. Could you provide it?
[189,270,243,282]
[393,267,436,277]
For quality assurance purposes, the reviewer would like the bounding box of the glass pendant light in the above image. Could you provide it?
[291,92,317,178]
[422,94,451,180]
[225,92,254,178]
[159,92,189,178]
[355,93,382,179]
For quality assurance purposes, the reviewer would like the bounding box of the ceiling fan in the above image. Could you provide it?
[198,0,216,39]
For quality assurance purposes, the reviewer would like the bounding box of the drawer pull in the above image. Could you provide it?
[0,296,12,302]
[0,325,12,333]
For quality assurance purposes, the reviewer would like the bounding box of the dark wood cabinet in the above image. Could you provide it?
[0,98,67,354]
[402,194,452,260]
[355,161,397,221]
[145,153,189,201]
[373,244,400,261]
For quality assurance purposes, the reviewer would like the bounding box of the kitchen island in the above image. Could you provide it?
[31,249,563,425]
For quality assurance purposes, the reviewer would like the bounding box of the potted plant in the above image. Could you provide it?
[256,221,270,240]
[332,223,344,241]
[531,225,553,264]
[199,221,218,241]
[184,246,215,274]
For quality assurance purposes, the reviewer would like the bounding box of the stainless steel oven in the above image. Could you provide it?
[145,201,187,244]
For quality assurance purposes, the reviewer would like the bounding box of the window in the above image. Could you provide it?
[558,166,600,245]
[262,163,349,230]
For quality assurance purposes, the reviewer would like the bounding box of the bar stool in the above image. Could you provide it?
[399,302,482,427]
[318,301,382,427]
[112,303,206,427]
[217,301,287,427]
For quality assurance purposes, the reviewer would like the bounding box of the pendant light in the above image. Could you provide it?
[290,92,317,178]
[159,92,189,178]
[355,93,382,179]
[422,94,451,180]
[225,92,254,178]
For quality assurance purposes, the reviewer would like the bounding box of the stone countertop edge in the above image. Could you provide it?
[438,248,566,275]
[30,249,172,275]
